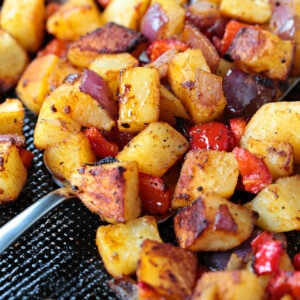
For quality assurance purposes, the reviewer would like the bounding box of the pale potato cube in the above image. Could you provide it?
[172,149,239,209]
[16,54,60,115]
[247,175,300,233]
[69,161,142,223]
[116,122,189,177]
[118,67,160,133]
[1,0,45,52]
[240,102,300,164]
[46,0,104,41]
[0,142,28,205]
[43,132,96,182]
[0,98,24,135]
[96,215,162,277]
[102,0,150,30]
[174,195,255,251]
[192,270,265,300]
[137,239,198,300]
[219,0,271,24]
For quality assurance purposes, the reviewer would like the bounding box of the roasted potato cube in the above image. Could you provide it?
[172,149,239,209]
[118,67,160,133]
[69,161,142,223]
[0,98,24,135]
[137,239,197,300]
[219,0,271,24]
[174,195,256,251]
[116,122,189,177]
[246,175,300,233]
[0,142,28,205]
[96,215,162,277]
[46,0,104,42]
[1,0,45,53]
[67,22,146,68]
[102,0,150,30]
[0,29,29,94]
[245,138,294,180]
[191,270,265,300]
[43,132,96,182]
[227,27,295,81]
[16,54,60,114]
[240,102,300,164]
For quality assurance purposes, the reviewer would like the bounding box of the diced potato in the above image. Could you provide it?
[174,195,255,251]
[116,122,189,177]
[191,270,265,300]
[96,215,162,277]
[69,161,142,223]
[0,29,29,94]
[246,175,300,233]
[227,27,295,81]
[89,53,139,99]
[219,0,271,24]
[46,0,104,42]
[137,239,198,300]
[0,142,28,205]
[102,0,150,30]
[118,67,160,133]
[1,0,45,52]
[43,132,96,182]
[159,85,191,125]
[245,138,294,180]
[168,49,226,124]
[240,102,300,164]
[16,54,60,115]
[0,98,25,135]
[172,149,239,209]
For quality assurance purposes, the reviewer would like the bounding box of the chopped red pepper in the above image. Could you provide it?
[37,38,70,58]
[83,127,119,158]
[139,172,171,215]
[232,147,272,194]
[19,148,34,169]
[266,271,300,300]
[188,121,233,151]
[251,231,284,276]
[293,253,300,271]
[146,38,189,61]
[137,281,163,299]
[229,117,248,146]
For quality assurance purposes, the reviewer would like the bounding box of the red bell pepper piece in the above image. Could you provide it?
[83,127,119,158]
[266,271,300,300]
[293,253,300,271]
[188,121,234,151]
[146,38,189,61]
[37,38,69,58]
[229,117,248,146]
[138,172,171,215]
[232,147,272,194]
[19,148,34,169]
[251,231,284,276]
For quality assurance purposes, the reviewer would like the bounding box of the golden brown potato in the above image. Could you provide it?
[69,160,142,223]
[0,98,25,135]
[137,239,198,300]
[227,27,295,81]
[173,194,256,251]
[172,149,239,209]
[96,215,162,277]
[192,270,265,300]
[116,121,189,177]
[0,141,28,205]
[118,67,160,133]
[1,0,45,53]
[0,29,29,94]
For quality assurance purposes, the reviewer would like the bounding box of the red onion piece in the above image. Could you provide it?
[79,68,117,120]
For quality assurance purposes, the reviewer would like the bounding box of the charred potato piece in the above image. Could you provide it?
[0,98,25,135]
[96,215,162,277]
[69,161,142,223]
[174,195,256,251]
[172,149,239,209]
[137,239,198,300]
[227,27,295,81]
[67,22,146,68]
